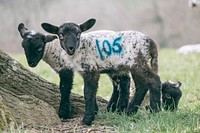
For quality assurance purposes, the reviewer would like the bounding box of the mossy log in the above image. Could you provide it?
[0,100,16,131]
[0,49,107,128]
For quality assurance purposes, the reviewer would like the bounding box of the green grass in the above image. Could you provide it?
[11,49,200,132]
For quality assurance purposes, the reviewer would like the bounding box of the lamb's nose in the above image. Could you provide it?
[28,61,35,67]
[68,47,75,52]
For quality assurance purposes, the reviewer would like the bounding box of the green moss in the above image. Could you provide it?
[0,101,17,131]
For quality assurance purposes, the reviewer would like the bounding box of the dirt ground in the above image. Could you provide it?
[25,115,118,133]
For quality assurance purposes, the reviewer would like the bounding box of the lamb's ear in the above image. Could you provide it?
[174,81,182,88]
[44,35,58,43]
[18,23,28,38]
[41,23,59,34]
[80,18,96,32]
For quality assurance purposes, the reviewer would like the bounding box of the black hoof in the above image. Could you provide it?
[58,106,72,119]
[116,106,127,114]
[126,109,137,116]
[81,116,94,125]
[126,110,132,116]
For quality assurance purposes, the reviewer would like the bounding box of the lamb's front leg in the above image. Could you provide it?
[82,71,100,125]
[58,68,74,119]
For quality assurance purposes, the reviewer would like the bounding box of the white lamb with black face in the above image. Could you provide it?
[18,23,132,121]
[41,18,161,125]
[43,30,156,73]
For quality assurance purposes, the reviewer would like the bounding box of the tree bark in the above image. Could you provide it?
[0,49,107,128]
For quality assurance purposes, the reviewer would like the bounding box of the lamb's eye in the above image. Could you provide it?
[59,34,64,40]
[37,47,43,52]
[165,94,171,99]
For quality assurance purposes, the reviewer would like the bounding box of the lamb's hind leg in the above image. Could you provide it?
[127,66,161,115]
[126,73,148,115]
[58,68,74,119]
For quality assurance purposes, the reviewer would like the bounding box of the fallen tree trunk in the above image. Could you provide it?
[0,100,16,131]
[0,49,107,128]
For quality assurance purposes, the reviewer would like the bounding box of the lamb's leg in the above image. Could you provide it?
[146,71,162,112]
[58,68,74,119]
[116,74,130,113]
[127,65,161,115]
[126,73,148,115]
[82,71,100,125]
[107,75,119,112]
[149,74,162,113]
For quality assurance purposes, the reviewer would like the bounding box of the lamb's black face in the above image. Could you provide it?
[21,32,46,67]
[162,81,182,111]
[18,23,57,67]
[41,18,96,56]
[57,23,81,55]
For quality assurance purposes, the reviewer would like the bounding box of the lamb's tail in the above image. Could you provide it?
[149,39,158,74]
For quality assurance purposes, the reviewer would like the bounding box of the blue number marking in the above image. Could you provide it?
[96,36,123,61]
[102,40,112,57]
[112,36,122,55]
[96,40,104,60]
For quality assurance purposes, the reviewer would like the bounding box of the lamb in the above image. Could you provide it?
[18,23,158,116]
[112,78,182,111]
[41,18,161,125]
[17,23,132,119]
[18,23,74,119]
[161,81,182,111]
[129,80,182,111]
